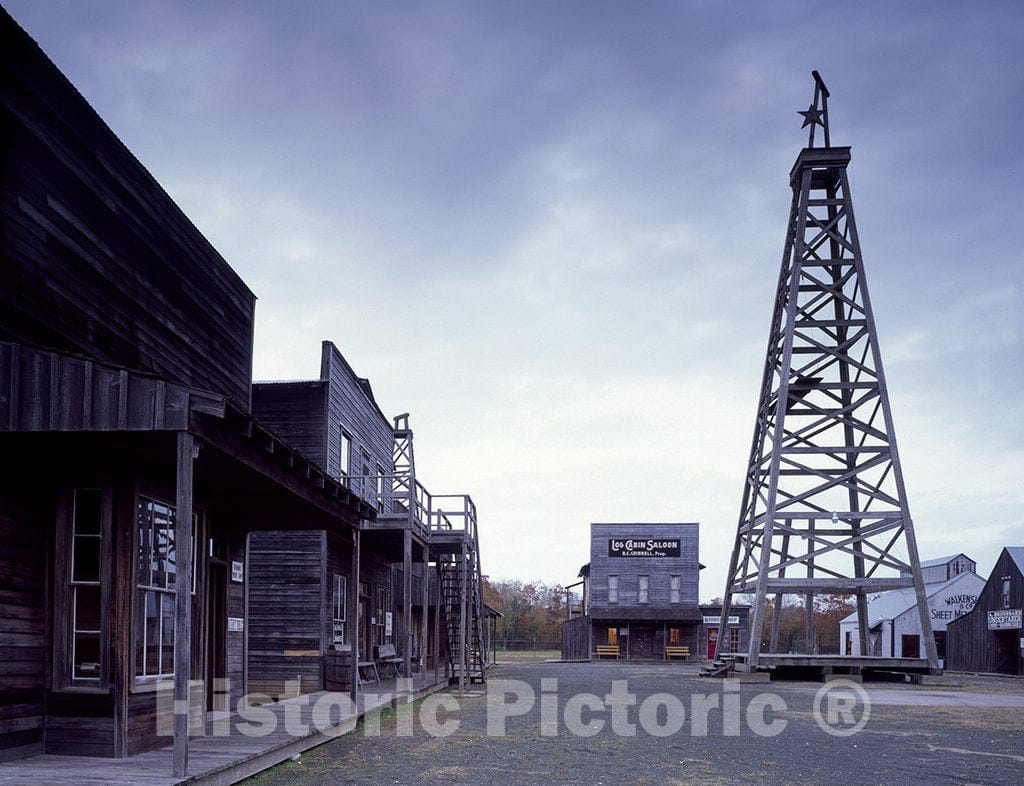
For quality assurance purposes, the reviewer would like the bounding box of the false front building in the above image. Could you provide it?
[562,523,748,660]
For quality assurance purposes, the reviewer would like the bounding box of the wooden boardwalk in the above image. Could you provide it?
[0,676,448,785]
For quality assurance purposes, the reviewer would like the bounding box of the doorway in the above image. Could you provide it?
[993,631,1021,675]
[360,596,371,661]
[707,627,719,660]
[630,626,655,659]
[206,562,227,711]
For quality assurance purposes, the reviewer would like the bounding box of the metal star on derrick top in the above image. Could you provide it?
[799,70,831,148]
[798,104,824,128]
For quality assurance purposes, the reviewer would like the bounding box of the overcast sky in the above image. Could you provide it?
[8,1,1023,599]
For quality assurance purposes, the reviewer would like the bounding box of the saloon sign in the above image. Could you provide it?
[608,538,680,558]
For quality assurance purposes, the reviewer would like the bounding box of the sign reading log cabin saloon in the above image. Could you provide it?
[987,609,1023,630]
[608,538,681,558]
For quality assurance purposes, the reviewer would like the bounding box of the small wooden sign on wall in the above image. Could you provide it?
[228,617,244,632]
[231,561,244,582]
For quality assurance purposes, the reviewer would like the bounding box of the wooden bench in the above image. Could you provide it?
[595,644,620,659]
[357,660,379,684]
[375,643,404,677]
[665,645,690,660]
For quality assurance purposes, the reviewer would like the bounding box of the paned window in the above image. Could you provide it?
[70,489,103,682]
[638,575,649,604]
[669,575,681,604]
[608,575,618,604]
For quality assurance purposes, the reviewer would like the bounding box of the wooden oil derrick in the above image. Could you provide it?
[716,72,938,671]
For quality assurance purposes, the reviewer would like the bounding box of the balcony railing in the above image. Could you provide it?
[337,473,476,542]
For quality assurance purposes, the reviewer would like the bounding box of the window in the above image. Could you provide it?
[375,583,390,640]
[332,574,347,644]
[1003,578,1011,609]
[669,627,681,645]
[901,634,920,659]
[729,629,740,653]
[638,575,649,604]
[70,489,103,683]
[608,575,618,604]
[134,497,198,681]
[670,575,681,604]
[375,464,386,513]
[607,627,617,646]
[360,450,371,497]
[135,498,177,679]
[339,429,352,481]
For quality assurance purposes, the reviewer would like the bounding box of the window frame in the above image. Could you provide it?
[54,484,113,693]
[332,574,347,644]
[669,575,681,604]
[339,428,352,482]
[130,490,202,691]
[607,574,618,604]
[638,575,649,604]
[375,463,386,513]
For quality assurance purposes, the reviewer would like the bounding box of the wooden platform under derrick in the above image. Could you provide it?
[716,653,938,681]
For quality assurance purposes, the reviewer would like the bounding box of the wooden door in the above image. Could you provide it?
[630,627,654,659]
[360,597,370,661]
[707,627,718,660]
[206,562,227,711]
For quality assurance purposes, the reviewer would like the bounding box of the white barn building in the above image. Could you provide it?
[839,554,983,667]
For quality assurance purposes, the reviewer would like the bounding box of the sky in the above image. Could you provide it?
[6,0,1023,600]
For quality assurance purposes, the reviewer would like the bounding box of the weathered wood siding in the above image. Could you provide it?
[947,549,1024,675]
[320,342,393,489]
[0,8,255,411]
[247,531,326,697]
[0,487,47,762]
[251,382,328,469]
[561,616,590,660]
[588,523,700,612]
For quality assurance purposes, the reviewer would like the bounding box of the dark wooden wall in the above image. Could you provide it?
[321,342,393,486]
[0,483,47,762]
[588,523,700,612]
[561,616,590,660]
[0,8,256,411]
[252,382,328,468]
[947,550,1024,675]
[247,531,326,697]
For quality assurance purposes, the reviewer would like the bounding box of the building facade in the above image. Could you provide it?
[946,548,1024,675]
[562,523,748,660]
[0,7,380,763]
[839,557,984,667]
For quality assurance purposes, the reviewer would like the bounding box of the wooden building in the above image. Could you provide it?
[562,523,748,660]
[0,9,376,773]
[246,342,452,695]
[946,547,1024,675]
[839,555,983,667]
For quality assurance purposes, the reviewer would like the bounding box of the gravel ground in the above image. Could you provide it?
[244,662,1024,785]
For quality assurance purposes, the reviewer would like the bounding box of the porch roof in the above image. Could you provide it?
[0,340,376,524]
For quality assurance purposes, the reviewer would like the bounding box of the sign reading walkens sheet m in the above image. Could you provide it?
[608,538,681,558]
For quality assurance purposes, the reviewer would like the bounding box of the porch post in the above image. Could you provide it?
[433,561,441,683]
[173,432,195,778]
[403,529,413,679]
[350,528,360,707]
[420,542,429,681]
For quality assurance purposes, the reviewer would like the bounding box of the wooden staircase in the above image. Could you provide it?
[439,540,486,687]
[699,654,737,678]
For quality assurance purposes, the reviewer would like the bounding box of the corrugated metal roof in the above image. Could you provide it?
[840,571,981,628]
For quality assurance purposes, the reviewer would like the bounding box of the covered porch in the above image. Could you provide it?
[0,675,449,785]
